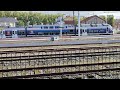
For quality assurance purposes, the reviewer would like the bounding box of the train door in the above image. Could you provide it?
[0,30,4,38]
[81,28,87,36]
[2,30,6,38]
[106,27,109,34]
[12,29,18,38]
[0,31,2,38]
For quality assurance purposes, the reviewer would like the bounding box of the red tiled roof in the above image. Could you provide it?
[64,15,106,24]
[80,15,106,23]
[64,16,74,21]
[64,21,74,24]
[64,16,74,24]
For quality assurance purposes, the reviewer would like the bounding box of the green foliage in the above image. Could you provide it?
[0,11,63,27]
[99,15,106,21]
[107,15,115,26]
[16,20,24,27]
[0,11,115,27]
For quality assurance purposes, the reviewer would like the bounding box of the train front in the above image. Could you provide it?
[108,24,113,35]
[4,30,13,38]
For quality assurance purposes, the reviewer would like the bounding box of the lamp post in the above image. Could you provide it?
[78,11,80,38]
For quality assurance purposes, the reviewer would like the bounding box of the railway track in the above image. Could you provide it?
[1,62,120,79]
[0,46,120,79]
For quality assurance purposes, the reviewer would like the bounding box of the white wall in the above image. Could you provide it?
[0,22,15,27]
[82,17,106,24]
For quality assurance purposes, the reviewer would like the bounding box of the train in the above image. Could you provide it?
[0,23,113,38]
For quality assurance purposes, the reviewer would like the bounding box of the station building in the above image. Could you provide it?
[64,15,106,25]
[0,17,18,28]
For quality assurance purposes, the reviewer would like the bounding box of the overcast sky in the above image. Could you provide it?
[36,11,120,19]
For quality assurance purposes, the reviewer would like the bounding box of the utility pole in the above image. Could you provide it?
[73,11,76,36]
[78,11,80,38]
[106,15,107,24]
[60,16,63,37]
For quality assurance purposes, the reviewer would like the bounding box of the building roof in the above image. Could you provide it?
[64,16,75,24]
[64,16,74,21]
[80,15,106,23]
[64,15,106,25]
[64,21,74,25]
[0,17,18,22]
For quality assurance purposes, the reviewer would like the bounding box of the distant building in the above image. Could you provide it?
[80,15,106,24]
[114,19,120,30]
[64,15,106,25]
[64,16,74,25]
[0,17,18,27]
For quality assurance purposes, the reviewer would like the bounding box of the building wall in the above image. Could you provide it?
[0,22,15,27]
[82,17,106,24]
[114,23,120,30]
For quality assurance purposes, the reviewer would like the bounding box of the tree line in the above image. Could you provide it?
[99,15,114,26]
[0,11,115,27]
[0,11,63,27]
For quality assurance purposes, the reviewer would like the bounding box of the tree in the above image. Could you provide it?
[0,11,70,26]
[99,15,106,21]
[107,15,114,26]
[16,20,24,27]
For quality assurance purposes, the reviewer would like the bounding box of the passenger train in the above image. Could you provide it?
[0,23,113,38]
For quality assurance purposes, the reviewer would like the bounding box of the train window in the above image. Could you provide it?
[44,33,48,35]
[66,26,67,28]
[44,26,48,29]
[22,32,25,34]
[76,30,78,32]
[41,27,43,29]
[107,27,108,30]
[15,31,17,34]
[70,30,73,32]
[82,29,84,32]
[13,31,14,34]
[56,33,59,35]
[49,26,53,29]
[55,26,59,28]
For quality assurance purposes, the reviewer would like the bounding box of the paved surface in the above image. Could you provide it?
[0,39,120,48]
[0,35,120,48]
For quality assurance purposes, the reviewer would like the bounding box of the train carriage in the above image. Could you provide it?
[0,23,113,38]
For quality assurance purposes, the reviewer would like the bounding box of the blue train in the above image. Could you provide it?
[0,23,113,38]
